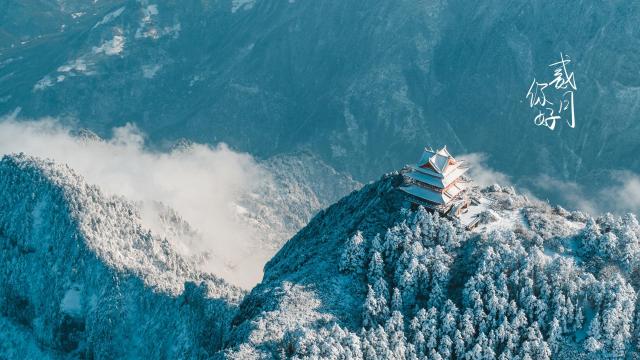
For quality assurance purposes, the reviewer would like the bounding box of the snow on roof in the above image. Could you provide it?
[400,185,450,204]
[457,196,488,229]
[413,164,444,178]
[405,170,445,188]
[437,145,452,158]
[417,146,458,175]
[403,182,464,205]
[407,165,469,189]
[431,154,449,173]
[442,166,469,187]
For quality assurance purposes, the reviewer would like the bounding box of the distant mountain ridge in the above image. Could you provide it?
[2,0,639,209]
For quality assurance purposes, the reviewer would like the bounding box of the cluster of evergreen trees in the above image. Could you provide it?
[0,154,244,358]
[284,206,640,359]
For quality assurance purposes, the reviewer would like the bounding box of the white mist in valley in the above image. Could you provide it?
[458,153,640,216]
[0,117,273,288]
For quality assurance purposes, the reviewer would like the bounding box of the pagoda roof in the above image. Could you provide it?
[405,170,445,188]
[418,146,457,173]
[401,185,447,205]
[400,181,467,205]
[413,164,445,178]
[442,165,469,187]
[407,165,468,188]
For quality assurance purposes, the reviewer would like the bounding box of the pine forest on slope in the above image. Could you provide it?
[1,154,640,358]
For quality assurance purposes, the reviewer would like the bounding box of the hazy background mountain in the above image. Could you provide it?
[2,0,639,214]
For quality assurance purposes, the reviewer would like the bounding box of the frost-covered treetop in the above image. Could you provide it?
[226,172,640,359]
[0,153,243,298]
[3,154,640,359]
[0,153,247,357]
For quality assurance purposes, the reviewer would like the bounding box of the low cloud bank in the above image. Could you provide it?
[0,117,272,288]
[461,152,640,216]
[533,172,640,216]
[459,153,512,188]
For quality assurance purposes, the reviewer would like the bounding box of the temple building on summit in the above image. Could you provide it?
[400,146,470,216]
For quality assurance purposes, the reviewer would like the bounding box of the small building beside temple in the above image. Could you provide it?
[400,146,470,217]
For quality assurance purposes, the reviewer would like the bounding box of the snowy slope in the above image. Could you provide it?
[0,154,244,358]
[0,150,358,358]
[226,175,408,358]
[2,152,640,359]
[237,152,361,253]
[225,175,640,359]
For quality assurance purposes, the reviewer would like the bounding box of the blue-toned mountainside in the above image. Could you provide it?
[0,154,244,358]
[241,151,362,253]
[2,154,640,358]
[225,177,640,359]
[0,150,360,357]
[2,0,639,207]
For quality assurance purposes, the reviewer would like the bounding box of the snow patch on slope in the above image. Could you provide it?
[92,6,125,29]
[34,76,55,91]
[134,3,180,40]
[142,63,162,78]
[92,34,125,55]
[57,58,89,73]
[232,0,256,13]
[60,286,82,316]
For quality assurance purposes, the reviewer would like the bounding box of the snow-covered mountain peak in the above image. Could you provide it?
[0,153,232,294]
[0,153,243,357]
[226,174,640,359]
